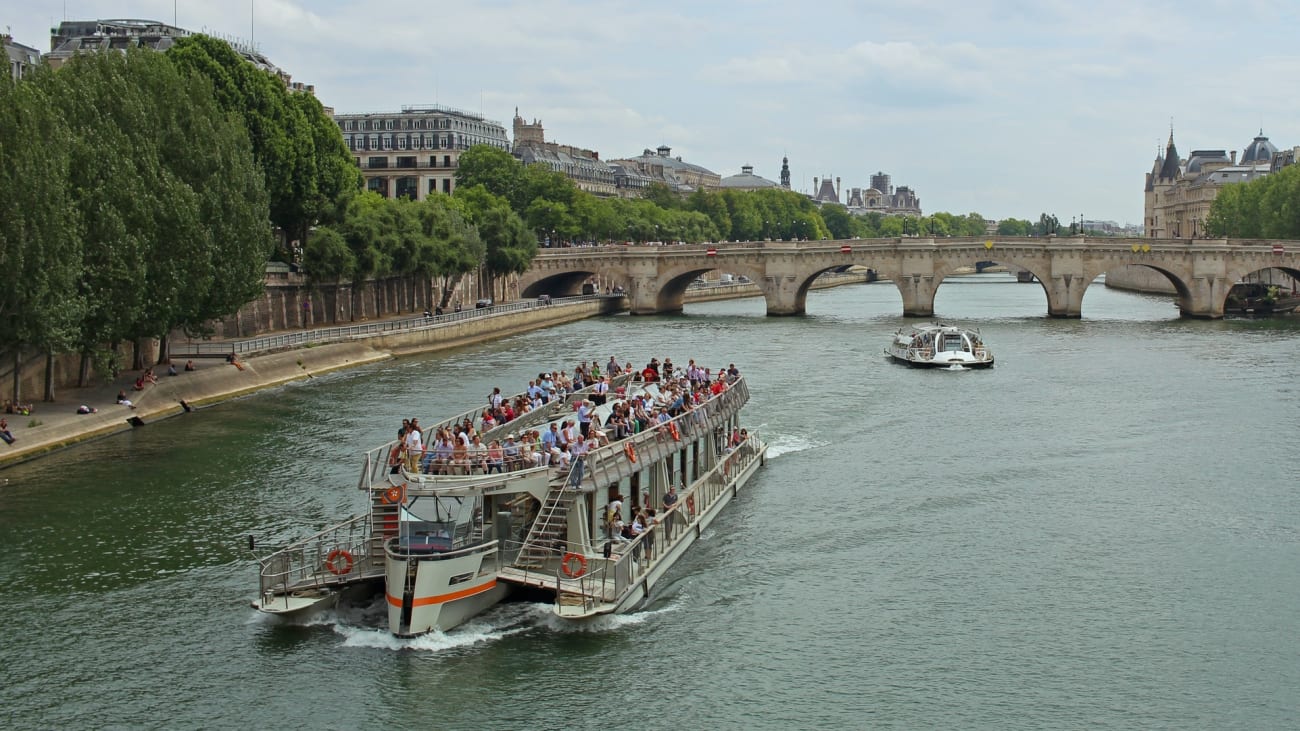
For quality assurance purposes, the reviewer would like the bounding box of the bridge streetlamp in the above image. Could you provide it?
[1070,216,1077,235]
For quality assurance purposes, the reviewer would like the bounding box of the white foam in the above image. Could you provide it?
[765,433,826,458]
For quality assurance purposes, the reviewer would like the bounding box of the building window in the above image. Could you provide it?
[444,155,451,168]
[368,135,378,150]
[368,157,388,169]
[382,136,391,150]
[443,178,451,193]
[398,136,408,150]
[424,135,433,149]
[385,119,394,130]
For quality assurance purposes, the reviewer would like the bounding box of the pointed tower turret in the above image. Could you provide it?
[1158,126,1181,181]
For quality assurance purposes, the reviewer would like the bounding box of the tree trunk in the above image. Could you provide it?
[78,352,92,388]
[131,339,144,371]
[10,346,21,405]
[43,350,55,402]
[157,333,170,365]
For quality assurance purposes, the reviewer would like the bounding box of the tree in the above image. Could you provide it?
[455,145,523,204]
[821,204,854,240]
[168,35,325,256]
[0,72,84,403]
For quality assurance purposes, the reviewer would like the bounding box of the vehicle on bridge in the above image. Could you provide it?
[886,324,994,369]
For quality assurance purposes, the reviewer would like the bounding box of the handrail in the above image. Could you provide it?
[174,295,598,358]
[253,513,373,601]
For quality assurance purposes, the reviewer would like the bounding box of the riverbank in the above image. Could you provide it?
[2,276,874,468]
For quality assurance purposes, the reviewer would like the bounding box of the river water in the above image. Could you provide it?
[2,275,1298,729]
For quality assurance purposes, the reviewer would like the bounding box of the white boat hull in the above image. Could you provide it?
[386,542,508,636]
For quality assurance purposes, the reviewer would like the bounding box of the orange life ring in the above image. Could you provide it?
[325,549,354,576]
[561,552,588,578]
[624,442,637,463]
[669,422,680,441]
[383,484,405,504]
[686,495,696,514]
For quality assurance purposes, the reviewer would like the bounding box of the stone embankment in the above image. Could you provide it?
[1,276,871,468]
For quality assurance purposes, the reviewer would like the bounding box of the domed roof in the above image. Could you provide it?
[719,165,779,189]
[1241,131,1277,164]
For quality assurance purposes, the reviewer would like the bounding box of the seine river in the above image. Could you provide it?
[2,275,1298,729]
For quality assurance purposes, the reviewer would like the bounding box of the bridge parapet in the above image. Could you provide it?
[523,237,1300,319]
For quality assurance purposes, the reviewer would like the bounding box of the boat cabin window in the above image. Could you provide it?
[398,495,481,552]
[940,335,968,352]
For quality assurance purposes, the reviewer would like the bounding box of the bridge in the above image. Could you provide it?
[519,236,1300,319]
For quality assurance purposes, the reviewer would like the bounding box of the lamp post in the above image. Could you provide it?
[1070,216,1076,235]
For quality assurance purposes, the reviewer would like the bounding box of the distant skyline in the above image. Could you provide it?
[7,0,1300,224]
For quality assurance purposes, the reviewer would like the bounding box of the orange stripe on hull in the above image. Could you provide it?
[386,579,497,608]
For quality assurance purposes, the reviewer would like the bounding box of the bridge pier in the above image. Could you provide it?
[895,275,936,318]
[1045,274,1085,318]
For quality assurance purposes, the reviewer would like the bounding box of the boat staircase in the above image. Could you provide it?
[511,486,575,571]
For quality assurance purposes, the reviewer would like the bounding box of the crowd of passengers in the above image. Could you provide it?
[387,358,743,476]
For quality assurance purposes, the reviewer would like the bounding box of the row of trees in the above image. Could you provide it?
[0,49,281,401]
[1206,163,1300,238]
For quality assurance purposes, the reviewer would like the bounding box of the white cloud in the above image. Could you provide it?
[6,0,1300,223]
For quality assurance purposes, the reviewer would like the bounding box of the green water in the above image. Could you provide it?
[2,276,1298,729]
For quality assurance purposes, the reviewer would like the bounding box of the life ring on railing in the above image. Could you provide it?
[668,422,680,441]
[325,549,354,576]
[686,495,696,514]
[383,484,405,504]
[624,442,637,463]
[561,552,588,578]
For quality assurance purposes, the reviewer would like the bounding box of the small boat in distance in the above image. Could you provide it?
[1223,282,1300,315]
[885,323,994,369]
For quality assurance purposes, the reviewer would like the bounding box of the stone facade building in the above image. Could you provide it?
[511,110,616,196]
[1143,129,1291,238]
[3,33,41,80]
[718,164,781,191]
[810,170,922,216]
[609,145,720,194]
[334,105,510,199]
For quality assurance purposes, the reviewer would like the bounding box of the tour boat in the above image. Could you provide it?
[251,364,766,636]
[885,323,994,369]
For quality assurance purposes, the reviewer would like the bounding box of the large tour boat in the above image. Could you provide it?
[250,362,766,636]
[885,323,994,369]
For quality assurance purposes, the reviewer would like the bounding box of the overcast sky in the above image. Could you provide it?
[8,0,1300,224]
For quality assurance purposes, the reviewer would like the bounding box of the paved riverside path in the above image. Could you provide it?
[0,338,392,468]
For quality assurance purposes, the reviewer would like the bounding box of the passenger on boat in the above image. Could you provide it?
[577,400,593,437]
[606,356,620,375]
[387,433,406,475]
[663,485,679,511]
[466,435,488,473]
[502,434,521,470]
[486,440,504,474]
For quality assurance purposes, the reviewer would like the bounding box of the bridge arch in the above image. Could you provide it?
[649,262,768,314]
[520,266,629,299]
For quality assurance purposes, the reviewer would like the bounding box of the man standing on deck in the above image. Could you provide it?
[577,399,593,438]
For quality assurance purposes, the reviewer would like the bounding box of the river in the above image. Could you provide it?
[2,274,1297,729]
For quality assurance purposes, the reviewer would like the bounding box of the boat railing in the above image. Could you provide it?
[543,432,764,612]
[581,377,751,491]
[253,513,374,602]
[356,372,635,490]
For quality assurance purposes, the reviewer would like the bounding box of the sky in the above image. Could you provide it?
[6,0,1300,225]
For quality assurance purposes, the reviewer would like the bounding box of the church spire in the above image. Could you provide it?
[780,155,791,189]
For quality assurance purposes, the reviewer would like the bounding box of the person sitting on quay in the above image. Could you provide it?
[76,404,98,414]
[0,417,16,445]
[167,363,177,377]
[133,375,146,391]
[184,359,196,372]
[116,390,137,410]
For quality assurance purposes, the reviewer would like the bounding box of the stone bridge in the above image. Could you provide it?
[519,236,1300,318]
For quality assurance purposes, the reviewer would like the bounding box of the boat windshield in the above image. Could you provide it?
[398,495,481,552]
[940,334,967,352]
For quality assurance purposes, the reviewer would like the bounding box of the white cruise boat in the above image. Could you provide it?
[251,363,766,636]
[885,323,994,369]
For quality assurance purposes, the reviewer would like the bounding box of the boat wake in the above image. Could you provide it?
[332,602,539,652]
[765,432,826,458]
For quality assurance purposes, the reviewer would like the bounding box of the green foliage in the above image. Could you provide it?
[1207,165,1300,239]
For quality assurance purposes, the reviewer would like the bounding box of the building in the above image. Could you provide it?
[610,145,720,194]
[718,164,781,191]
[1144,129,1285,238]
[43,19,305,87]
[3,33,41,80]
[811,170,922,216]
[334,105,510,199]
[511,110,616,196]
